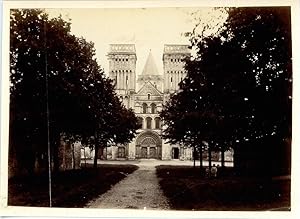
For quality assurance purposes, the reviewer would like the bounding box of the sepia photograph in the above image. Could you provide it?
[0,0,298,217]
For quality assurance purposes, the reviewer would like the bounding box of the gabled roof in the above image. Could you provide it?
[141,50,159,75]
[136,81,162,96]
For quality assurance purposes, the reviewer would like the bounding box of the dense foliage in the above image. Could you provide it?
[10,9,139,173]
[160,7,292,174]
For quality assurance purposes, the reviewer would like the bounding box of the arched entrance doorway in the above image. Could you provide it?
[136,131,162,159]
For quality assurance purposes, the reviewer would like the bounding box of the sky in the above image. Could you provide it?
[47,7,226,76]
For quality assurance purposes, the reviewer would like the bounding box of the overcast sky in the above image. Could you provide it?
[47,8,225,76]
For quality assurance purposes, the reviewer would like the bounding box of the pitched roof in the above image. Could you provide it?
[141,50,159,75]
[136,81,162,96]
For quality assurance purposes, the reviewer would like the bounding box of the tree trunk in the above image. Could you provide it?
[93,145,99,168]
[71,143,75,169]
[93,131,99,168]
[233,144,241,175]
[221,147,225,168]
[84,146,87,168]
[199,144,203,170]
[193,145,196,168]
[208,144,212,170]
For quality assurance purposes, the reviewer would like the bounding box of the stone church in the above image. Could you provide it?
[101,44,194,160]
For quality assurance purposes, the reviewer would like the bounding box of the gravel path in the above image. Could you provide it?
[85,163,170,210]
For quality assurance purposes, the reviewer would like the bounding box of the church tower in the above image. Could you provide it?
[108,44,136,93]
[162,44,190,93]
[108,44,137,108]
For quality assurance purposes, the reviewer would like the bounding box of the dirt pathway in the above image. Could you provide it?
[85,164,170,210]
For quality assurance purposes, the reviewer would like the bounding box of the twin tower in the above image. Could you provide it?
[107,44,191,97]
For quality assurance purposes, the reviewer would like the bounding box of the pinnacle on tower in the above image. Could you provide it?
[141,50,159,75]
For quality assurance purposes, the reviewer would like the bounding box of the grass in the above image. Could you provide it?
[156,165,290,211]
[8,164,138,207]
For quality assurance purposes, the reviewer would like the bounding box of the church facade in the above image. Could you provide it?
[102,44,194,160]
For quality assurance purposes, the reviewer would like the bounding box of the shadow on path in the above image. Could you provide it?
[85,163,170,210]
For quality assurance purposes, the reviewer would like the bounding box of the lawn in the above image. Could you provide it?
[156,165,290,211]
[8,164,138,207]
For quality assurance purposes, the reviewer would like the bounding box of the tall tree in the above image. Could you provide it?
[214,7,292,175]
[160,7,292,175]
[9,9,140,174]
[88,77,140,168]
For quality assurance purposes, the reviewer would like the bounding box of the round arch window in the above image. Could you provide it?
[155,117,161,129]
[142,103,147,113]
[151,103,156,114]
[146,117,152,129]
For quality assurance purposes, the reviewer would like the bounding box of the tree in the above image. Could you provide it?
[88,78,140,168]
[160,7,292,176]
[9,9,140,174]
[10,9,90,174]
[161,58,228,169]
[210,7,292,175]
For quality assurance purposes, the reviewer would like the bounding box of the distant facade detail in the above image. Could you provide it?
[100,44,232,161]
[103,44,191,160]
